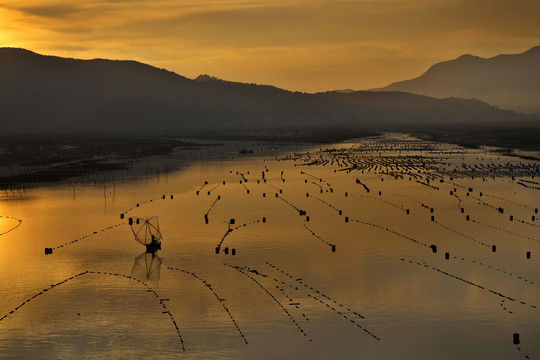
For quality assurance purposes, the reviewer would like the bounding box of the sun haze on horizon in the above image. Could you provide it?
[0,0,539,93]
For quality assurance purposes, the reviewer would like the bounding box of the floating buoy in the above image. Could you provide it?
[526,251,531,259]
[345,217,349,223]
[466,215,470,221]
[331,245,336,252]
[430,208,434,213]
[230,219,235,225]
[224,247,229,255]
[44,248,53,255]
[215,247,219,254]
[430,245,437,253]
[171,195,173,199]
[406,209,410,215]
[129,218,133,225]
[263,193,266,197]
[218,195,221,200]
[445,252,450,260]
[513,333,520,345]
[431,216,434,221]
[120,213,124,219]
[492,245,497,252]
[262,217,266,223]
[510,215,513,221]
[306,216,310,222]
[196,191,199,195]
[232,249,236,256]
[339,210,342,215]
[306,193,309,197]
[461,208,464,213]
[162,195,165,199]
[345,192,348,197]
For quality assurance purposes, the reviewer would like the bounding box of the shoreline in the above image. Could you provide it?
[2,128,538,192]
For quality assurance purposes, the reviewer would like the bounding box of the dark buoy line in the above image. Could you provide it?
[225,263,312,341]
[0,270,186,351]
[303,223,335,250]
[46,222,127,252]
[0,215,23,236]
[400,258,537,309]
[265,262,380,340]
[215,217,266,254]
[167,266,248,344]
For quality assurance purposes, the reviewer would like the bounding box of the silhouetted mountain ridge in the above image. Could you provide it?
[0,47,530,134]
[378,45,540,113]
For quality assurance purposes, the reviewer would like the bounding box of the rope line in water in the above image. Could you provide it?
[0,270,186,351]
[450,255,540,288]
[303,224,334,247]
[387,193,431,210]
[470,218,538,242]
[309,195,339,212]
[350,194,407,213]
[484,194,535,211]
[349,218,429,248]
[0,215,23,236]
[205,196,221,217]
[167,266,248,344]
[216,218,263,252]
[400,258,537,309]
[265,262,380,340]
[52,223,127,250]
[224,263,311,341]
[433,220,490,248]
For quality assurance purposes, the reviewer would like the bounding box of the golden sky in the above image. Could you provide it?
[1,0,539,92]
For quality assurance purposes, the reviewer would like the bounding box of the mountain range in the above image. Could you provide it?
[0,47,535,135]
[377,45,540,114]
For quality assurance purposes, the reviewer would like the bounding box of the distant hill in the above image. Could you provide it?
[377,45,540,114]
[0,48,528,134]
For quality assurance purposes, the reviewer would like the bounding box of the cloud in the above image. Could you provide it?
[0,0,538,91]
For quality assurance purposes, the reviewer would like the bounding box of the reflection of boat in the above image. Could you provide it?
[129,216,163,253]
[131,252,163,283]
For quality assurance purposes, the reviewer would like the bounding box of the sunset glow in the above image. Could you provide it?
[1,0,539,91]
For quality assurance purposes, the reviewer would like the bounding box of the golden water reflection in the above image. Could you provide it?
[0,134,539,359]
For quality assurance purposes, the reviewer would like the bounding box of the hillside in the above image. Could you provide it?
[378,45,540,114]
[0,48,526,134]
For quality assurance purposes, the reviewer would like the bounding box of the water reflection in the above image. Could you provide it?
[1,133,539,359]
[131,252,163,284]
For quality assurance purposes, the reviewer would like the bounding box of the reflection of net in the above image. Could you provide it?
[130,217,162,246]
[131,252,163,282]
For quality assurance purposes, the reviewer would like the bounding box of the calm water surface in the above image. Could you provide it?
[1,134,539,359]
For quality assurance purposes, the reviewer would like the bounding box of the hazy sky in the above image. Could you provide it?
[1,0,539,92]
